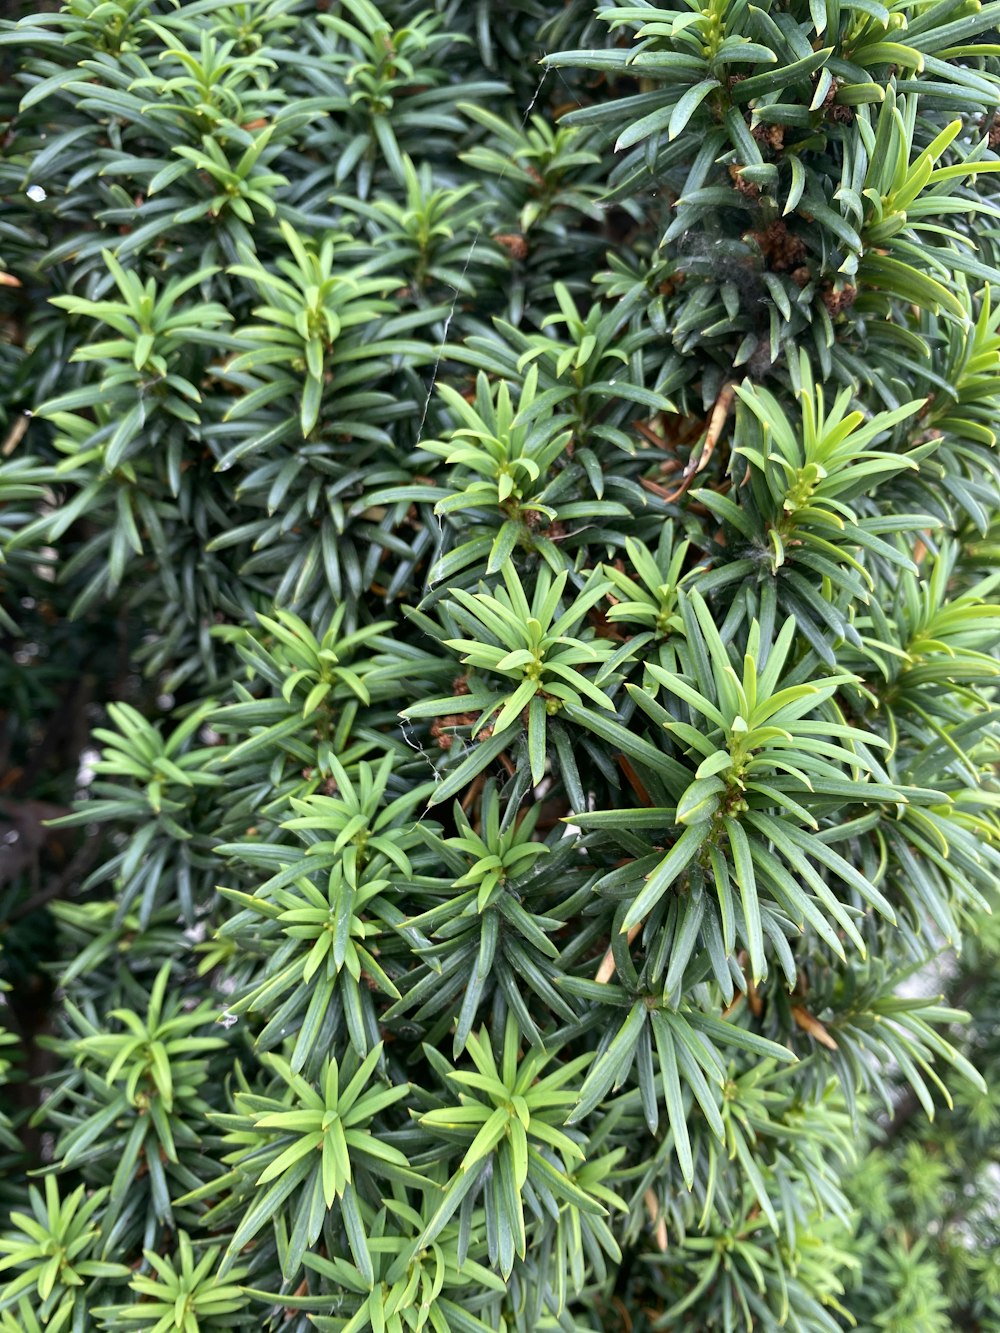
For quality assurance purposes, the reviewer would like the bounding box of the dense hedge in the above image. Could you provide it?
[2,0,1000,1329]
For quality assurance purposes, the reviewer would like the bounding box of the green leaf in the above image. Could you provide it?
[725,818,765,984]
[621,822,709,932]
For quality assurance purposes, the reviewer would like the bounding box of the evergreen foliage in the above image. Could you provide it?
[1,0,999,1327]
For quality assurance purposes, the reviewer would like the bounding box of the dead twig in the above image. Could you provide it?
[791,1004,839,1050]
[658,381,737,503]
[595,922,643,983]
[644,1188,668,1252]
[1,413,28,456]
